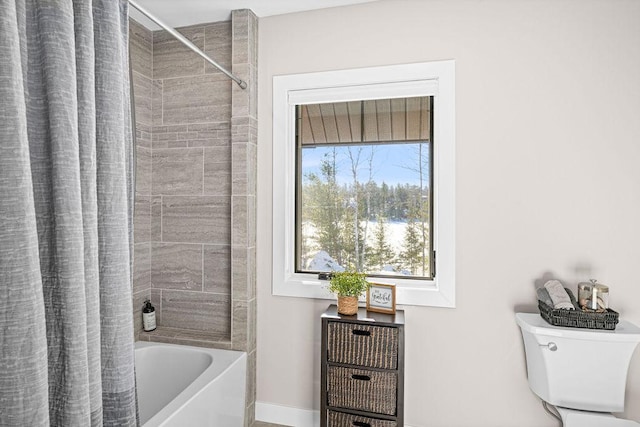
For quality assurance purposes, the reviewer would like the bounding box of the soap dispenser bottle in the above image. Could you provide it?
[142,299,156,332]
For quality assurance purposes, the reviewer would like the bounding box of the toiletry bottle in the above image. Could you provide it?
[142,300,156,332]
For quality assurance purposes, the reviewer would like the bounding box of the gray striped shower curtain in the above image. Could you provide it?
[0,0,137,425]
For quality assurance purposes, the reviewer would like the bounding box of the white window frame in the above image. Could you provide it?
[272,60,455,308]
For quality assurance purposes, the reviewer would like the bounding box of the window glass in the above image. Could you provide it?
[295,97,433,279]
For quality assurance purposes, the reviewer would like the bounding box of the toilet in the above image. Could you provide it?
[515,313,640,427]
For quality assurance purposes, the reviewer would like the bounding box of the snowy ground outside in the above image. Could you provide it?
[301,220,428,275]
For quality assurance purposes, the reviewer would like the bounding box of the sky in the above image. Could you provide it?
[300,143,430,187]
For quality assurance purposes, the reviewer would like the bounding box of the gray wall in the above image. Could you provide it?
[130,10,257,424]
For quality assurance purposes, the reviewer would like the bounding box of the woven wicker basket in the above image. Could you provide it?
[327,366,397,415]
[337,296,358,315]
[327,410,397,427]
[327,322,398,369]
[538,288,619,330]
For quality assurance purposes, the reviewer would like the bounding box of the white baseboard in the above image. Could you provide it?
[255,401,416,427]
[255,401,319,426]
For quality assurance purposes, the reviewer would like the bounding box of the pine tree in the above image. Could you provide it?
[302,149,346,266]
[400,204,424,275]
[367,215,396,272]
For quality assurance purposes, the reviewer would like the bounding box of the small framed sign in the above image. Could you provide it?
[366,283,396,314]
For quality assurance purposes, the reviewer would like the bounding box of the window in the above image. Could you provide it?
[296,98,434,280]
[272,61,455,307]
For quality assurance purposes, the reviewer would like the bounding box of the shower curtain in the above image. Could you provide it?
[0,0,137,425]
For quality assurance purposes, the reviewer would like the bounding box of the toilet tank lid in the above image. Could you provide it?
[515,313,640,342]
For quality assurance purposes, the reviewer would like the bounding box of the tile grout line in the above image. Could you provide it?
[201,244,205,293]
[146,27,154,307]
[202,146,205,196]
[149,288,230,297]
[150,241,231,247]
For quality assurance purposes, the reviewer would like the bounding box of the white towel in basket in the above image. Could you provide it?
[544,280,574,310]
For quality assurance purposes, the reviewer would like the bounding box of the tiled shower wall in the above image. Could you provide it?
[129,10,257,424]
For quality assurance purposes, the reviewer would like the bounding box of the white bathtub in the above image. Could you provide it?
[135,341,247,426]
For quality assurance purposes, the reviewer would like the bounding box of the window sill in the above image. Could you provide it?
[273,272,455,308]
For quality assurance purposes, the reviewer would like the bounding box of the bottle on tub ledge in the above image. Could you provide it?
[142,299,156,332]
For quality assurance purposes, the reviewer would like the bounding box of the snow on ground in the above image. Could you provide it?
[302,220,427,271]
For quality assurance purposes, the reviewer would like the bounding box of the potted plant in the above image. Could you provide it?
[328,271,370,315]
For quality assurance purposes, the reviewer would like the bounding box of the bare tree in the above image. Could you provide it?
[398,143,430,276]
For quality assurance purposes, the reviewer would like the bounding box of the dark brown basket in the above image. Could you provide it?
[327,410,397,427]
[327,366,397,416]
[327,322,398,369]
[538,288,619,330]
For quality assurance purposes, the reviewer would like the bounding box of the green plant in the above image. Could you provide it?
[328,271,370,297]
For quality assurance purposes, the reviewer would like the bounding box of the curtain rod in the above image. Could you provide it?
[128,0,247,90]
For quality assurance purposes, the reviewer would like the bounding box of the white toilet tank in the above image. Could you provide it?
[516,313,640,412]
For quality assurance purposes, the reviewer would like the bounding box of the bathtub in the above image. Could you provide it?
[135,341,247,426]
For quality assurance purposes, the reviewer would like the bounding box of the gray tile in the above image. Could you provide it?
[175,132,198,145]
[152,148,203,195]
[248,298,256,352]
[136,121,152,135]
[230,64,253,118]
[135,146,152,196]
[246,349,256,403]
[245,402,255,427]
[133,242,151,294]
[231,195,255,247]
[231,246,247,300]
[153,130,188,149]
[248,11,258,68]
[151,196,162,241]
[204,21,231,75]
[143,329,231,348]
[135,122,151,149]
[134,195,151,243]
[204,145,231,164]
[162,74,231,125]
[240,298,256,353]
[231,142,256,196]
[247,142,257,196]
[229,64,257,120]
[162,196,230,244]
[132,72,153,125]
[153,26,205,80]
[152,125,187,149]
[161,290,230,335]
[153,124,189,134]
[152,123,230,148]
[247,64,258,119]
[204,148,231,196]
[203,245,230,294]
[150,288,162,326]
[232,11,248,63]
[188,122,231,147]
[231,116,258,144]
[129,19,153,78]
[152,79,163,126]
[248,246,256,300]
[231,299,247,351]
[151,243,203,291]
[232,10,258,67]
[231,196,246,246]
